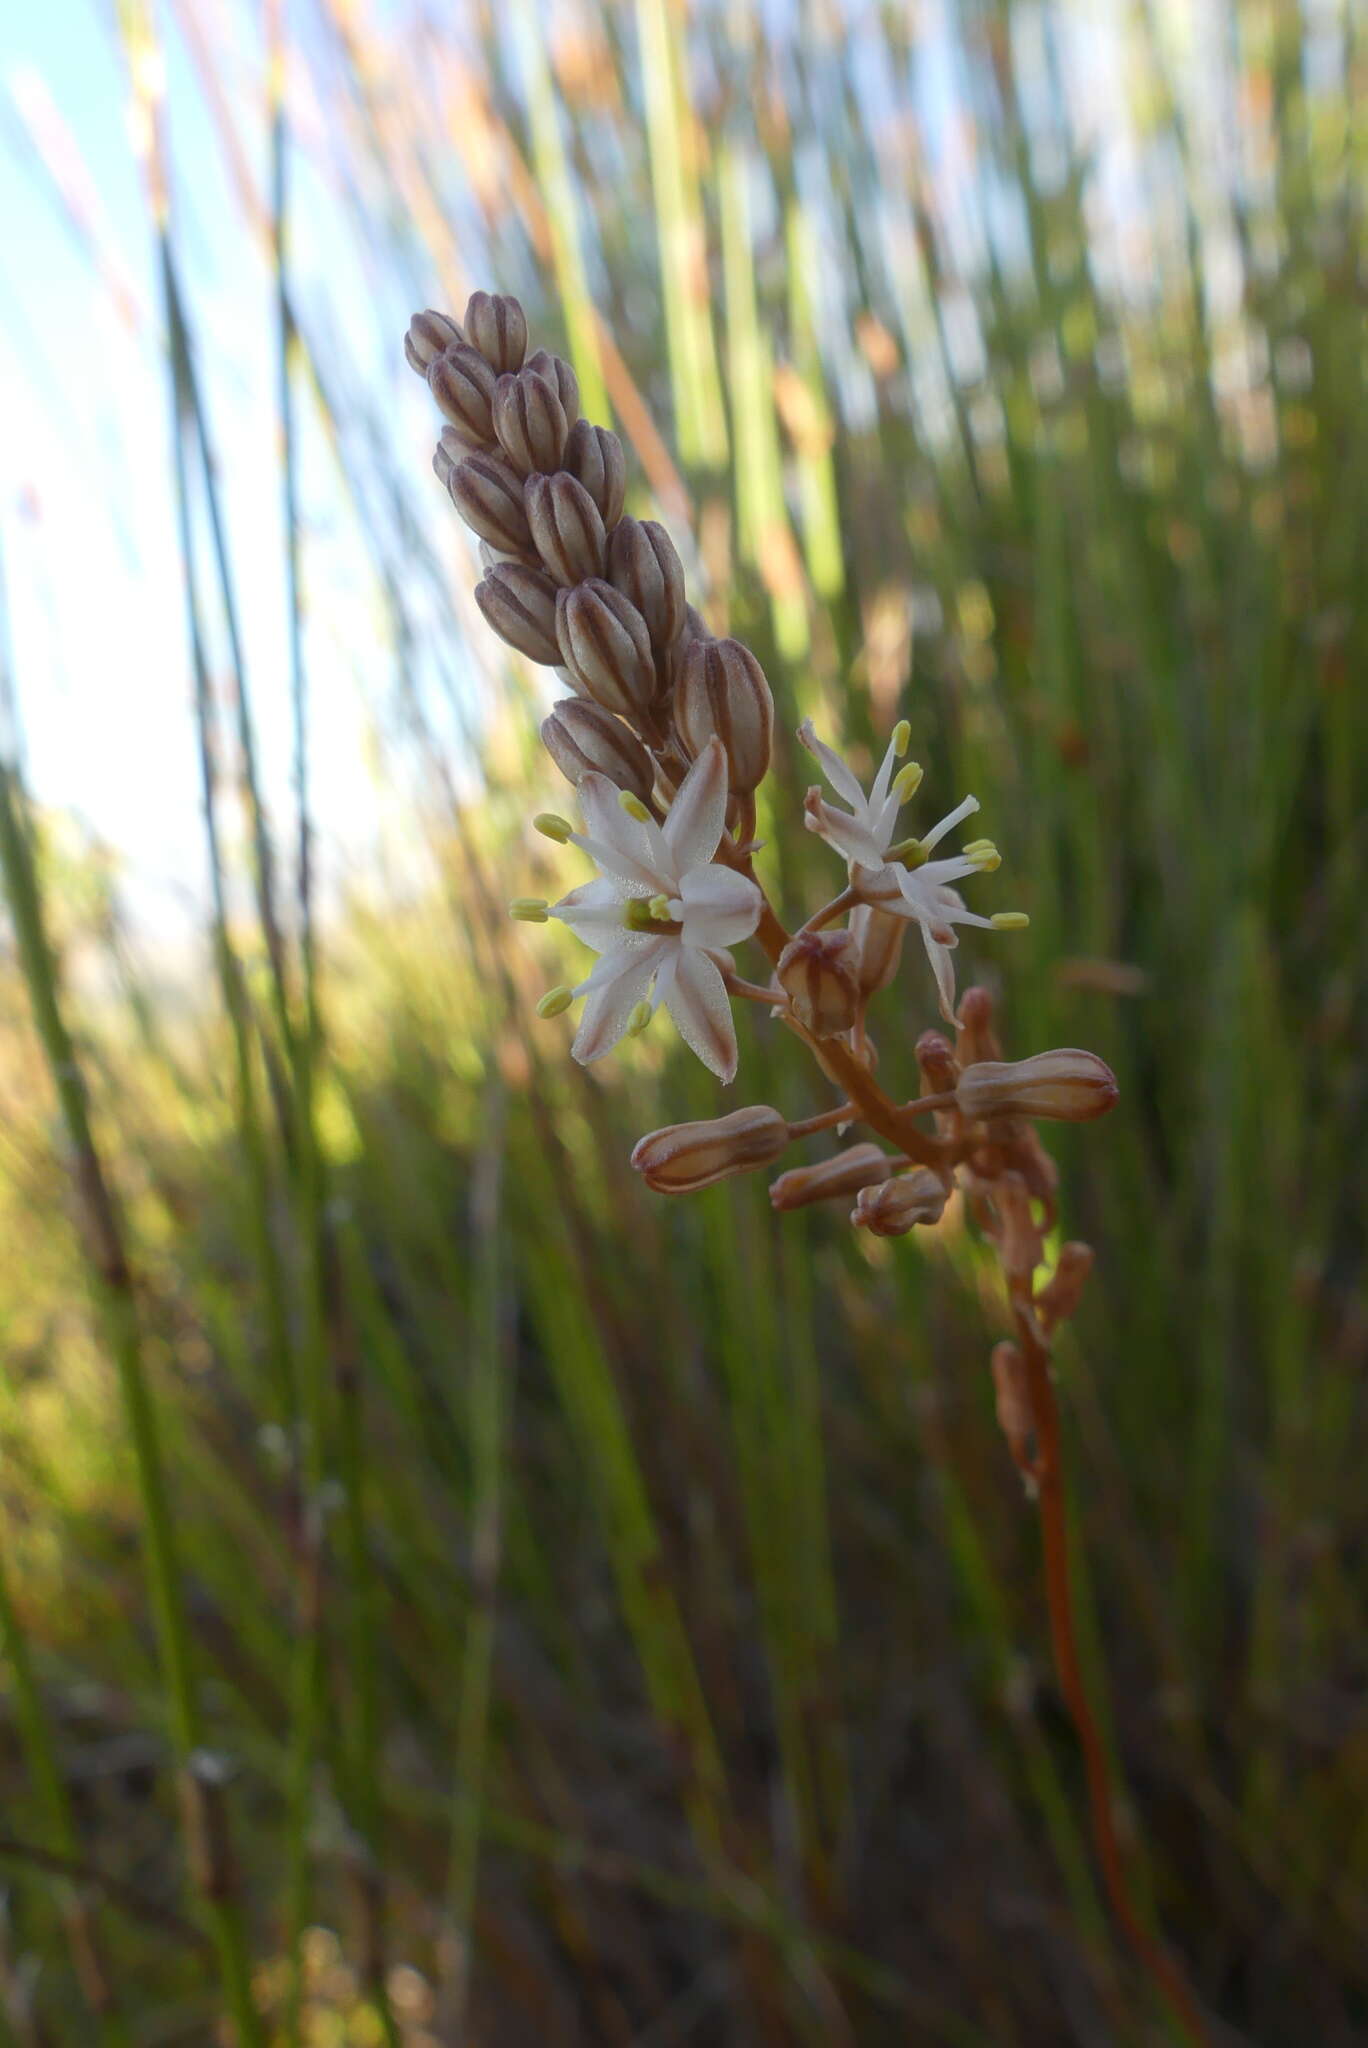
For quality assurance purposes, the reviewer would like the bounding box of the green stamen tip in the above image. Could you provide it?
[534,812,573,844]
[626,1000,653,1038]
[891,761,924,803]
[510,898,549,922]
[618,791,651,823]
[892,719,911,758]
[536,985,575,1018]
[965,842,1001,871]
[991,912,1030,931]
[890,837,927,868]
[647,893,672,922]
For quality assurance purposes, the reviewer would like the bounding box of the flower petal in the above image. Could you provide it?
[919,793,980,853]
[663,947,739,1082]
[662,738,729,877]
[797,719,866,811]
[571,773,666,892]
[551,878,634,954]
[920,918,959,1023]
[677,865,762,950]
[571,939,669,1064]
[803,789,887,870]
[867,731,902,814]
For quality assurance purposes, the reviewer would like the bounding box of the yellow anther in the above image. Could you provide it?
[964,841,1001,871]
[626,1000,653,1038]
[647,893,672,921]
[533,812,573,843]
[890,760,924,804]
[536,985,575,1018]
[891,719,911,758]
[618,790,651,823]
[509,897,549,922]
[991,912,1030,931]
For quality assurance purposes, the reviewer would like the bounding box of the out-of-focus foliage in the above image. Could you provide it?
[1,1,1365,2042]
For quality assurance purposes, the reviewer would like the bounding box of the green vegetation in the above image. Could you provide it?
[1,2,1364,2040]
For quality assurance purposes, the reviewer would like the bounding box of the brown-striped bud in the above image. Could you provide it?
[607,518,686,653]
[674,637,773,793]
[955,1050,1119,1124]
[526,471,608,586]
[631,1107,790,1194]
[446,452,532,556]
[852,1168,948,1236]
[563,419,626,528]
[541,699,656,802]
[433,428,463,491]
[493,368,569,476]
[914,1031,959,1095]
[525,348,580,424]
[555,579,655,718]
[769,1142,893,1213]
[428,344,498,448]
[463,290,527,373]
[851,902,906,999]
[475,562,561,664]
[405,308,463,375]
[1037,1241,1094,1333]
[956,985,1002,1066]
[776,930,861,1039]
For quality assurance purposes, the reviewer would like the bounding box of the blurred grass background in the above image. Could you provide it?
[0,0,1365,2041]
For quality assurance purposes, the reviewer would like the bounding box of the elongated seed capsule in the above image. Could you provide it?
[464,290,527,373]
[775,930,861,1039]
[540,699,655,802]
[555,580,655,719]
[955,1050,1119,1123]
[525,471,608,587]
[606,517,687,653]
[427,344,498,448]
[447,452,532,555]
[493,367,569,476]
[562,419,626,528]
[852,1168,948,1236]
[631,1107,790,1193]
[405,308,463,375]
[769,1142,893,1212]
[524,348,580,425]
[475,562,562,665]
[674,636,773,793]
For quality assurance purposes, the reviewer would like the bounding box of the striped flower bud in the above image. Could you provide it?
[769,1142,892,1213]
[563,419,626,528]
[463,290,527,374]
[674,637,773,793]
[524,348,580,425]
[405,308,463,375]
[852,1168,949,1236]
[493,368,569,476]
[540,700,655,803]
[607,518,686,653]
[1037,1241,1094,1333]
[446,452,532,556]
[851,902,905,999]
[914,1031,958,1095]
[955,1050,1119,1124]
[475,562,561,665]
[555,580,655,718]
[428,344,498,448]
[631,1107,790,1194]
[776,930,861,1039]
[433,428,464,491]
[526,472,608,587]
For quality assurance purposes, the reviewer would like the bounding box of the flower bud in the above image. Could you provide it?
[956,985,1002,1066]
[915,1031,959,1095]
[405,308,463,375]
[991,1342,1036,1477]
[555,579,655,718]
[524,348,580,424]
[776,930,861,1039]
[446,452,532,556]
[1037,1241,1094,1333]
[541,699,655,802]
[427,344,498,447]
[606,517,686,653]
[525,472,608,587]
[463,290,527,373]
[631,1106,790,1194]
[475,562,561,665]
[769,1142,892,1213]
[674,637,773,794]
[563,419,626,528]
[852,1168,948,1236]
[493,368,569,476]
[433,428,463,491]
[955,1050,1119,1124]
[850,902,905,999]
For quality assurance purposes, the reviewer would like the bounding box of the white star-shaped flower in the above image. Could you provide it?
[798,718,1016,1021]
[543,738,762,1081]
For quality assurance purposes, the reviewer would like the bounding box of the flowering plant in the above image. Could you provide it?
[405,291,1210,2045]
